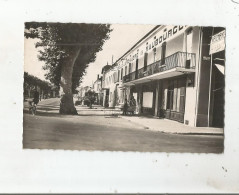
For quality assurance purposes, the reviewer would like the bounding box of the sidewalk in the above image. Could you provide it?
[121,115,224,135]
[24,101,223,135]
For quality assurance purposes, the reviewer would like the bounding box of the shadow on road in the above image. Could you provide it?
[23,110,62,118]
[23,106,122,118]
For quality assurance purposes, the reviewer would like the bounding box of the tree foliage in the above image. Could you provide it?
[24,22,112,92]
[24,72,52,91]
[84,90,97,108]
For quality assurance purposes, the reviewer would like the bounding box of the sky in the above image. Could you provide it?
[24,24,156,86]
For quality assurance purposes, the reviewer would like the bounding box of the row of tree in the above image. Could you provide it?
[25,22,112,114]
[24,72,55,99]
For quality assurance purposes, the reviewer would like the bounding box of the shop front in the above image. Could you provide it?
[129,75,188,123]
[130,82,155,115]
[162,76,187,123]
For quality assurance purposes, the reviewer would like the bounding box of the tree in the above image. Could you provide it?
[25,22,112,114]
[24,72,52,99]
[84,90,96,109]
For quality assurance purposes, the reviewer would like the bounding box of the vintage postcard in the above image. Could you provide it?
[1,0,239,193]
[23,23,225,153]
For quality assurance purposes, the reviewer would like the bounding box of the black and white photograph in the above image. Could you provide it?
[1,0,239,193]
[23,23,225,153]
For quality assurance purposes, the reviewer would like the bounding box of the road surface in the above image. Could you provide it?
[23,98,224,153]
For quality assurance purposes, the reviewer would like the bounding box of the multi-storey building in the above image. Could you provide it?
[102,25,225,127]
[101,64,113,107]
[101,61,129,109]
[92,74,103,105]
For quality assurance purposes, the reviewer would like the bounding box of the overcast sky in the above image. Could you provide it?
[24,24,156,86]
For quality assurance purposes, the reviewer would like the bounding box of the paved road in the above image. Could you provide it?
[23,98,224,153]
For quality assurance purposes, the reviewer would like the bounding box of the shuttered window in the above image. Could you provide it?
[161,42,167,65]
[144,53,148,71]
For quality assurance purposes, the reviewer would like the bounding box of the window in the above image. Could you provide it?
[144,52,148,71]
[118,70,120,82]
[143,92,153,108]
[167,80,174,110]
[135,59,139,79]
[121,68,123,80]
[153,48,157,62]
[125,66,127,75]
[129,63,132,73]
[161,42,167,65]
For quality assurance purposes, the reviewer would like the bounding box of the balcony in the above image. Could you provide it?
[123,52,196,85]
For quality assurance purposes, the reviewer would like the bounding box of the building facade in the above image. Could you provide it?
[92,75,103,105]
[101,25,225,127]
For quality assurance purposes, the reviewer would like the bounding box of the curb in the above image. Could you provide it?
[122,117,224,136]
[164,132,224,136]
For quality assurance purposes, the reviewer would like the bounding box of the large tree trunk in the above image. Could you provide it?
[59,47,81,115]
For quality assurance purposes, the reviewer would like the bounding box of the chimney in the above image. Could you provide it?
[97,74,99,80]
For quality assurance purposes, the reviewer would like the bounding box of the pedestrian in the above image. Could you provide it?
[123,98,128,115]
[33,88,40,106]
[130,96,136,106]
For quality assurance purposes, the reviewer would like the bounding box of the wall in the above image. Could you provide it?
[196,27,213,126]
[108,84,116,108]
[184,76,197,126]
[113,26,202,125]
[166,34,184,57]
[183,27,201,127]
[162,80,168,110]
[119,25,188,76]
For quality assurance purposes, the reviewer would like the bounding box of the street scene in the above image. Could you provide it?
[24,23,225,153]
[23,98,223,153]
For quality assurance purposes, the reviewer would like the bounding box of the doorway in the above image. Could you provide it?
[165,78,186,123]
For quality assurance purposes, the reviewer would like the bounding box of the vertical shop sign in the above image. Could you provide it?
[209,30,226,55]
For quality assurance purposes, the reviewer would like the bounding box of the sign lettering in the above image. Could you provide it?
[209,30,226,55]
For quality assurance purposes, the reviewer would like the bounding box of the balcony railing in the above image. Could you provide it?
[123,52,196,83]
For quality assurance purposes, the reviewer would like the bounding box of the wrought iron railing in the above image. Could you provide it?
[123,52,196,83]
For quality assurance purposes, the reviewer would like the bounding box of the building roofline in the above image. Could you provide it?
[102,25,161,75]
[113,25,161,66]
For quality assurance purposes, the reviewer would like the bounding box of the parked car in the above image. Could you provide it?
[75,100,82,106]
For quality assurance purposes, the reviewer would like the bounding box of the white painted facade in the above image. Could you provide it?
[100,25,225,127]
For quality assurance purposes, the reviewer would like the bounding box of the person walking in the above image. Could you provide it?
[129,96,136,106]
[123,98,128,115]
[33,88,40,106]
